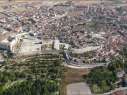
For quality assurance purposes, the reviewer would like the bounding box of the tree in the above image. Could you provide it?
[91,84,101,93]
[86,67,117,93]
[0,54,62,95]
[100,80,110,92]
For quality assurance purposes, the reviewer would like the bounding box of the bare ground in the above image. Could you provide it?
[61,67,90,95]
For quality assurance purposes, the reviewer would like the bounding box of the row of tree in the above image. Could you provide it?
[0,54,63,95]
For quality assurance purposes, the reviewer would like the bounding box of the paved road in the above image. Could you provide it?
[103,87,127,95]
[63,62,108,69]
[72,46,100,54]
[67,82,92,95]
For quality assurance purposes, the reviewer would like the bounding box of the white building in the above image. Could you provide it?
[54,39,70,50]
[54,39,60,50]
[7,32,71,55]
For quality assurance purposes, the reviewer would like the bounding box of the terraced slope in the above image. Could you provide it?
[0,54,63,95]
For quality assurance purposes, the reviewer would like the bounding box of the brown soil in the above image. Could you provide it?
[61,67,90,95]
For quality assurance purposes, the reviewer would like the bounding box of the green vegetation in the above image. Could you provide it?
[108,56,124,72]
[86,67,117,93]
[0,54,63,95]
[86,46,127,94]
[108,46,127,72]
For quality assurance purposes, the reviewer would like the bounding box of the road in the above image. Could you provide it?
[103,87,127,95]
[63,62,108,69]
[72,46,100,54]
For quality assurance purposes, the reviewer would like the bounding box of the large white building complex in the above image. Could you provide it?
[6,32,71,55]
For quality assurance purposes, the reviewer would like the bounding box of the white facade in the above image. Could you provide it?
[54,39,70,50]
[54,39,60,50]
[60,43,70,50]
[8,32,71,54]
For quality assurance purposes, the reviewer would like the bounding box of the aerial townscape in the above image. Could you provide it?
[1,0,127,95]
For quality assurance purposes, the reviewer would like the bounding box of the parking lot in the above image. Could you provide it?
[67,82,92,95]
